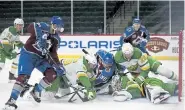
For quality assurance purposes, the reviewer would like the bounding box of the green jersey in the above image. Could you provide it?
[113,47,153,78]
[0,26,23,60]
[0,26,21,44]
[114,48,143,72]
[0,26,23,49]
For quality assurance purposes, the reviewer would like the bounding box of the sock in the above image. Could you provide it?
[35,78,51,93]
[10,82,24,100]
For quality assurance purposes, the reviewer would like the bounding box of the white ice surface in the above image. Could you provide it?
[0,60,184,110]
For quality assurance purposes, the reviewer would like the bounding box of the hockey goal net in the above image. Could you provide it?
[178,30,184,102]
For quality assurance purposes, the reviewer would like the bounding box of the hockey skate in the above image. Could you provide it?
[30,84,41,103]
[20,83,32,97]
[8,72,17,83]
[3,98,18,110]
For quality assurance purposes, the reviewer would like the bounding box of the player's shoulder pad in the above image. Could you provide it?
[133,47,143,59]
[140,25,148,32]
[124,26,134,37]
[27,22,35,36]
[114,50,123,63]
[9,26,17,36]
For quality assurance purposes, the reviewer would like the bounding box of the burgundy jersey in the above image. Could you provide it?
[24,23,60,64]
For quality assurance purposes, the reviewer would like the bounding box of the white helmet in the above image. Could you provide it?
[122,43,134,61]
[84,54,97,69]
[14,18,24,27]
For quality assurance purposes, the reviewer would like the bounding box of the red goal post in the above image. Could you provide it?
[178,30,184,102]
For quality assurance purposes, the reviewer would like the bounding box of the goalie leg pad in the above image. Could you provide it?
[144,84,171,104]
[156,65,178,81]
[110,75,122,92]
[112,82,143,102]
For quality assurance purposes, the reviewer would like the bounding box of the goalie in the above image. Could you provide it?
[111,43,178,104]
[0,18,24,82]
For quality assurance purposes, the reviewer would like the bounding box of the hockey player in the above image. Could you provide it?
[0,18,24,82]
[45,49,116,101]
[4,16,65,110]
[111,43,178,103]
[76,49,116,100]
[120,18,150,54]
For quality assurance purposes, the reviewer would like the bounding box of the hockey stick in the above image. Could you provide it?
[82,49,89,54]
[19,83,87,102]
[46,52,88,102]
[54,87,85,99]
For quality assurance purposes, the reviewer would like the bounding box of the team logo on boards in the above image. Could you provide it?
[146,37,169,53]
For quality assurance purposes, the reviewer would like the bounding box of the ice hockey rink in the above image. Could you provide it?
[0,60,184,110]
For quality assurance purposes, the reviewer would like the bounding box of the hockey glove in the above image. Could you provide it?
[14,41,24,49]
[52,63,66,76]
[84,88,96,100]
[139,39,147,47]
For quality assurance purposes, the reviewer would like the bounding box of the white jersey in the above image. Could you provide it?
[0,26,20,44]
[63,56,96,85]
[63,57,84,85]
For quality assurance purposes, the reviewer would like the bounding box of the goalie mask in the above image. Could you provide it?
[122,43,134,61]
